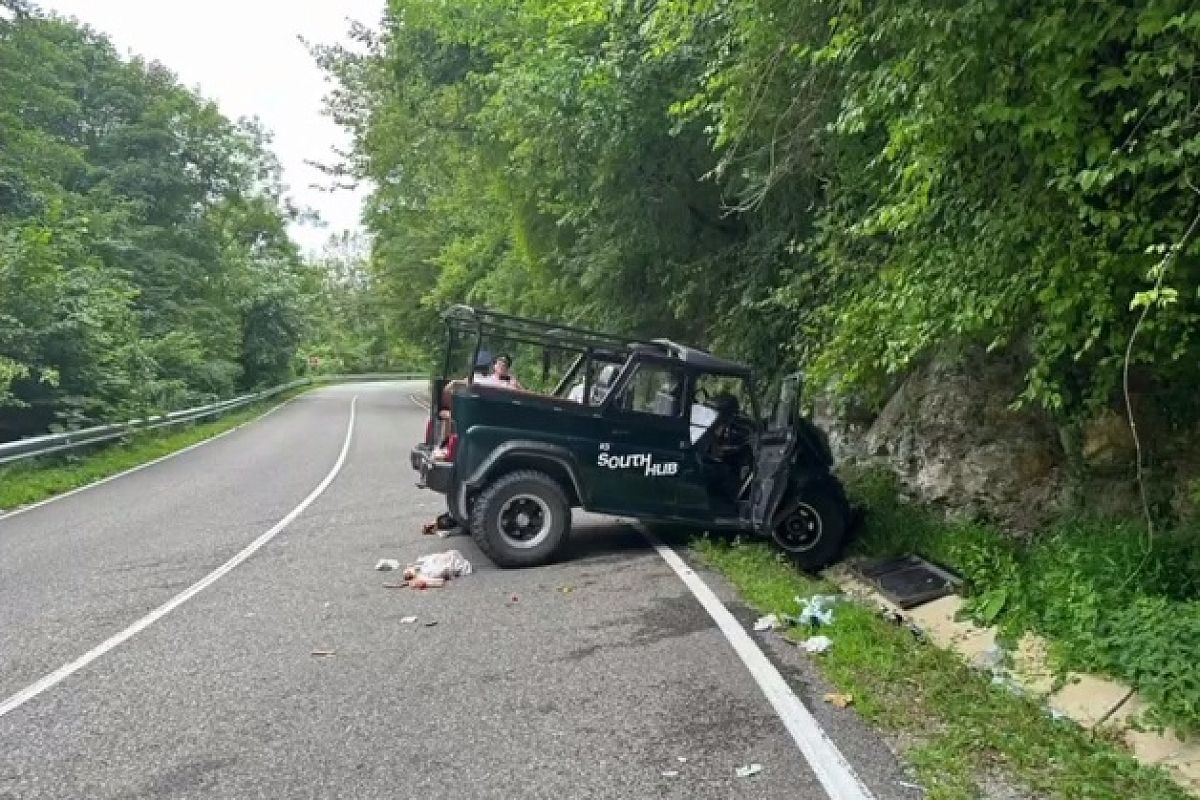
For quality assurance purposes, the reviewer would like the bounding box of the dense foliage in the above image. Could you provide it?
[0,3,350,439]
[322,0,1200,422]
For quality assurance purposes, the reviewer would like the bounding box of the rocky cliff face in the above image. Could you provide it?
[813,348,1195,532]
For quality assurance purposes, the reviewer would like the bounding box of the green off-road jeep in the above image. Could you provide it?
[411,306,854,569]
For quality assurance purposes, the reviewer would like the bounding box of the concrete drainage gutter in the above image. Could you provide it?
[823,564,1200,795]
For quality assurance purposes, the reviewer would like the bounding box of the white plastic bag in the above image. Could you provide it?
[801,635,833,654]
[413,549,473,580]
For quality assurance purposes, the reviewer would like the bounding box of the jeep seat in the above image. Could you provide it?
[591,364,619,405]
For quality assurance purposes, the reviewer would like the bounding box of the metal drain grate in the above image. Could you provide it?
[855,555,963,609]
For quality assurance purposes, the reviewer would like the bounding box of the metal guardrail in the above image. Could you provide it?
[0,372,427,468]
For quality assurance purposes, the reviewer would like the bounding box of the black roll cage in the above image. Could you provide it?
[439,304,761,421]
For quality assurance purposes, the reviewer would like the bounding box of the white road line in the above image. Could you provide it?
[0,396,359,719]
[409,393,430,411]
[640,526,877,800]
[0,391,309,525]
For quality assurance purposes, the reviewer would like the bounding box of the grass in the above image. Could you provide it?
[0,388,309,511]
[694,537,1192,800]
[845,466,1200,736]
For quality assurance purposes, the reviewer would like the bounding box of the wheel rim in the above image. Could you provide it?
[496,493,553,549]
[773,502,823,553]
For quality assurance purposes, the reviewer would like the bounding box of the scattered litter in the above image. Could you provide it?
[411,576,446,589]
[796,594,839,627]
[661,770,679,778]
[412,550,473,580]
[676,756,687,763]
[558,585,575,595]
[323,602,331,609]
[378,550,473,589]
[823,692,854,709]
[801,635,833,654]
[1048,707,1069,721]
[906,622,925,641]
[509,594,519,604]
[898,780,923,791]
[422,522,436,535]
[735,763,763,778]
[310,650,336,657]
[753,614,780,632]
[400,616,418,624]
[424,620,439,628]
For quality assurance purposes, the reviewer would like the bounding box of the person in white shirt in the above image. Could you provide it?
[475,354,525,390]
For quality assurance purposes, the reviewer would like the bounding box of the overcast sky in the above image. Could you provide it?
[42,0,384,255]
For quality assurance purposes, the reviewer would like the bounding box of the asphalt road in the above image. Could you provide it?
[0,382,919,800]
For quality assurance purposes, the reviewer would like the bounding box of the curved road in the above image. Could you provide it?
[0,383,915,800]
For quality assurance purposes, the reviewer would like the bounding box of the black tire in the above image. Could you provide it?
[770,477,851,572]
[469,470,571,568]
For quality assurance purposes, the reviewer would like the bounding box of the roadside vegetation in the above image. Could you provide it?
[319,0,1199,422]
[695,537,1193,800]
[0,5,398,444]
[846,468,1200,738]
[0,387,310,511]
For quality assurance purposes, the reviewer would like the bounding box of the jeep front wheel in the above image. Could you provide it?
[770,479,849,572]
[469,470,571,568]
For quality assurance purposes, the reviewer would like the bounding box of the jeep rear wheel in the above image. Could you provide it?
[469,470,571,568]
[771,478,850,572]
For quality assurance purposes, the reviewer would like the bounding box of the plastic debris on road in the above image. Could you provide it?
[661,770,679,778]
[400,616,418,624]
[310,649,336,657]
[801,635,833,654]
[823,692,854,708]
[796,594,839,627]
[412,550,473,580]
[375,559,401,572]
[735,764,763,778]
[753,614,780,632]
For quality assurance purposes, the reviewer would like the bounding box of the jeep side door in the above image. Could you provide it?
[586,359,692,517]
[748,373,803,530]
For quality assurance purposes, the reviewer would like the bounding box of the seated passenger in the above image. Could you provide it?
[475,353,525,390]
